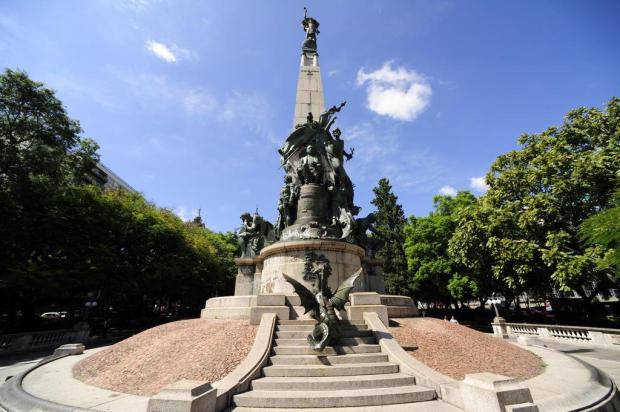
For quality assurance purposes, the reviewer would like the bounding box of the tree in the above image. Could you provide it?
[200,229,240,296]
[0,69,238,331]
[404,191,479,306]
[0,68,99,327]
[370,178,408,295]
[449,198,512,306]
[580,187,620,276]
[454,98,620,304]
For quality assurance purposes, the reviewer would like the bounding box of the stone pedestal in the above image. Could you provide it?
[249,294,290,325]
[347,292,389,326]
[259,240,365,295]
[234,257,261,296]
[364,258,386,294]
[380,295,419,318]
[460,373,536,412]
[148,380,216,412]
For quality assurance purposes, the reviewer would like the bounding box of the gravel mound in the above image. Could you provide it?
[73,319,257,396]
[390,318,543,380]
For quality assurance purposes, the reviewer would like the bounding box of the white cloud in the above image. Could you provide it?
[470,176,489,192]
[173,206,198,222]
[356,61,432,121]
[146,40,178,63]
[439,185,457,196]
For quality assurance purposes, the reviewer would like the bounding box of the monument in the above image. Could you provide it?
[202,9,417,322]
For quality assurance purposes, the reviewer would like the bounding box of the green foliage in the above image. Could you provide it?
[452,98,620,302]
[371,178,408,295]
[404,191,478,302]
[0,68,98,189]
[203,230,241,293]
[447,274,479,301]
[0,68,100,317]
[0,69,237,330]
[580,188,620,275]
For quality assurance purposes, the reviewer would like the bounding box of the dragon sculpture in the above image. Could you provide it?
[283,252,361,351]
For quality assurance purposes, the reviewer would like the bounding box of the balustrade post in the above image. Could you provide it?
[492,317,509,339]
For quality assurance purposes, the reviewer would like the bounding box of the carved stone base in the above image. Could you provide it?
[259,240,366,295]
[200,293,418,320]
[279,221,342,242]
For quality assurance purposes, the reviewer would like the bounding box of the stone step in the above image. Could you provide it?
[262,362,399,377]
[278,320,317,325]
[227,399,461,412]
[277,324,368,331]
[275,329,373,339]
[269,352,388,365]
[251,373,417,391]
[233,386,436,408]
[274,337,376,346]
[273,344,382,355]
[279,319,366,325]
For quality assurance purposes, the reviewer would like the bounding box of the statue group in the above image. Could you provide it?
[238,212,275,258]
[237,103,385,259]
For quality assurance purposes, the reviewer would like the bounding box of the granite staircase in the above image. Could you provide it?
[228,319,460,411]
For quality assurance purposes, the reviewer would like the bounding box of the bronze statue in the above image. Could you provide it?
[318,101,346,130]
[354,213,386,259]
[298,144,323,184]
[274,175,299,237]
[283,253,361,350]
[238,212,275,257]
[301,7,320,53]
[276,102,359,241]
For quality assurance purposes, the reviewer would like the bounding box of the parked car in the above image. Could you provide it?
[40,312,61,319]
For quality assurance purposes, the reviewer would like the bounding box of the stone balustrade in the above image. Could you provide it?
[492,320,620,348]
[0,325,90,356]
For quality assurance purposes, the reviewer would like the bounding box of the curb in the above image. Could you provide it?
[517,342,620,411]
[0,353,89,412]
[0,344,94,412]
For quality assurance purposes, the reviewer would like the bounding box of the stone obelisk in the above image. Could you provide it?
[292,11,324,128]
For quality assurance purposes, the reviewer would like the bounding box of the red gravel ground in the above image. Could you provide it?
[390,318,543,380]
[73,319,257,396]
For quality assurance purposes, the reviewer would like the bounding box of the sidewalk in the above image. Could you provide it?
[21,347,149,411]
[536,340,620,384]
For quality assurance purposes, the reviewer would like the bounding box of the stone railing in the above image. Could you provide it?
[0,325,90,356]
[492,319,620,348]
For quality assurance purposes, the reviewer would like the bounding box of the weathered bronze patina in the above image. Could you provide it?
[283,252,361,350]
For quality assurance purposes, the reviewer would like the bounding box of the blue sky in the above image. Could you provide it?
[1,0,618,232]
